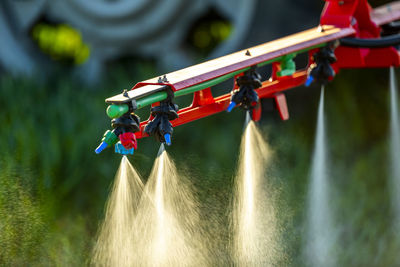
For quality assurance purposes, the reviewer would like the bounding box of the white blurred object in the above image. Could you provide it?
[0,0,256,82]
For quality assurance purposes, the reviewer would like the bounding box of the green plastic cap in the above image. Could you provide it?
[102,130,119,146]
[106,104,129,119]
[277,53,296,77]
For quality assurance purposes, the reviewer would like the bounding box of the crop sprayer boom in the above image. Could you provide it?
[96,0,400,155]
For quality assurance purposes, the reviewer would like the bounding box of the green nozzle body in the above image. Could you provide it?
[102,130,119,146]
[277,54,296,77]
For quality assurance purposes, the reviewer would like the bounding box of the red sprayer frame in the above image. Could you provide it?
[109,1,400,141]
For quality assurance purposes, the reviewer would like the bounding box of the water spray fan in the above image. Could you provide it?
[96,0,400,155]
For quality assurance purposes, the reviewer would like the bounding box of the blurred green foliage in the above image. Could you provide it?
[0,167,44,265]
[1,65,400,265]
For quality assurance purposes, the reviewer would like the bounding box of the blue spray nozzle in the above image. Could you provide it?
[227,101,236,112]
[164,133,171,146]
[95,142,108,154]
[305,76,314,87]
[114,142,134,155]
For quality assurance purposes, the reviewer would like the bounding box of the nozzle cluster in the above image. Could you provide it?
[95,97,140,155]
[227,67,261,112]
[144,96,178,146]
[306,43,337,86]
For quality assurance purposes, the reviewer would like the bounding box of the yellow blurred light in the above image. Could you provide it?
[210,23,221,38]
[193,29,211,48]
[210,21,232,41]
[219,23,232,40]
[32,23,90,64]
[75,45,90,65]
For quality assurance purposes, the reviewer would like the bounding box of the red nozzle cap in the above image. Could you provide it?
[119,132,137,150]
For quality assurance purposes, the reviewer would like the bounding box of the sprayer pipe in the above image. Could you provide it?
[135,43,326,109]
[136,68,252,108]
[175,68,250,97]
[136,91,168,109]
[135,61,278,109]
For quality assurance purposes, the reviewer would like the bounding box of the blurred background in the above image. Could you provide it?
[1,0,399,265]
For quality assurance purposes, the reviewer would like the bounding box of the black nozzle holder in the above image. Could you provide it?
[144,87,178,145]
[111,113,140,136]
[307,42,337,85]
[230,66,262,110]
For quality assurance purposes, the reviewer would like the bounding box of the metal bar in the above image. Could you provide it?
[132,43,327,110]
[135,26,354,91]
[370,1,400,26]
[106,84,166,104]
[134,70,308,139]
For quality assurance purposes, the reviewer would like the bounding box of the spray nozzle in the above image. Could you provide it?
[95,110,141,154]
[144,89,178,146]
[227,67,261,112]
[305,76,314,87]
[306,43,337,87]
[164,133,172,146]
[227,101,236,112]
[115,142,134,155]
[95,130,119,154]
[95,141,108,154]
[119,132,137,150]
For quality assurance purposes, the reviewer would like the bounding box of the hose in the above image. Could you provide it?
[340,34,400,48]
